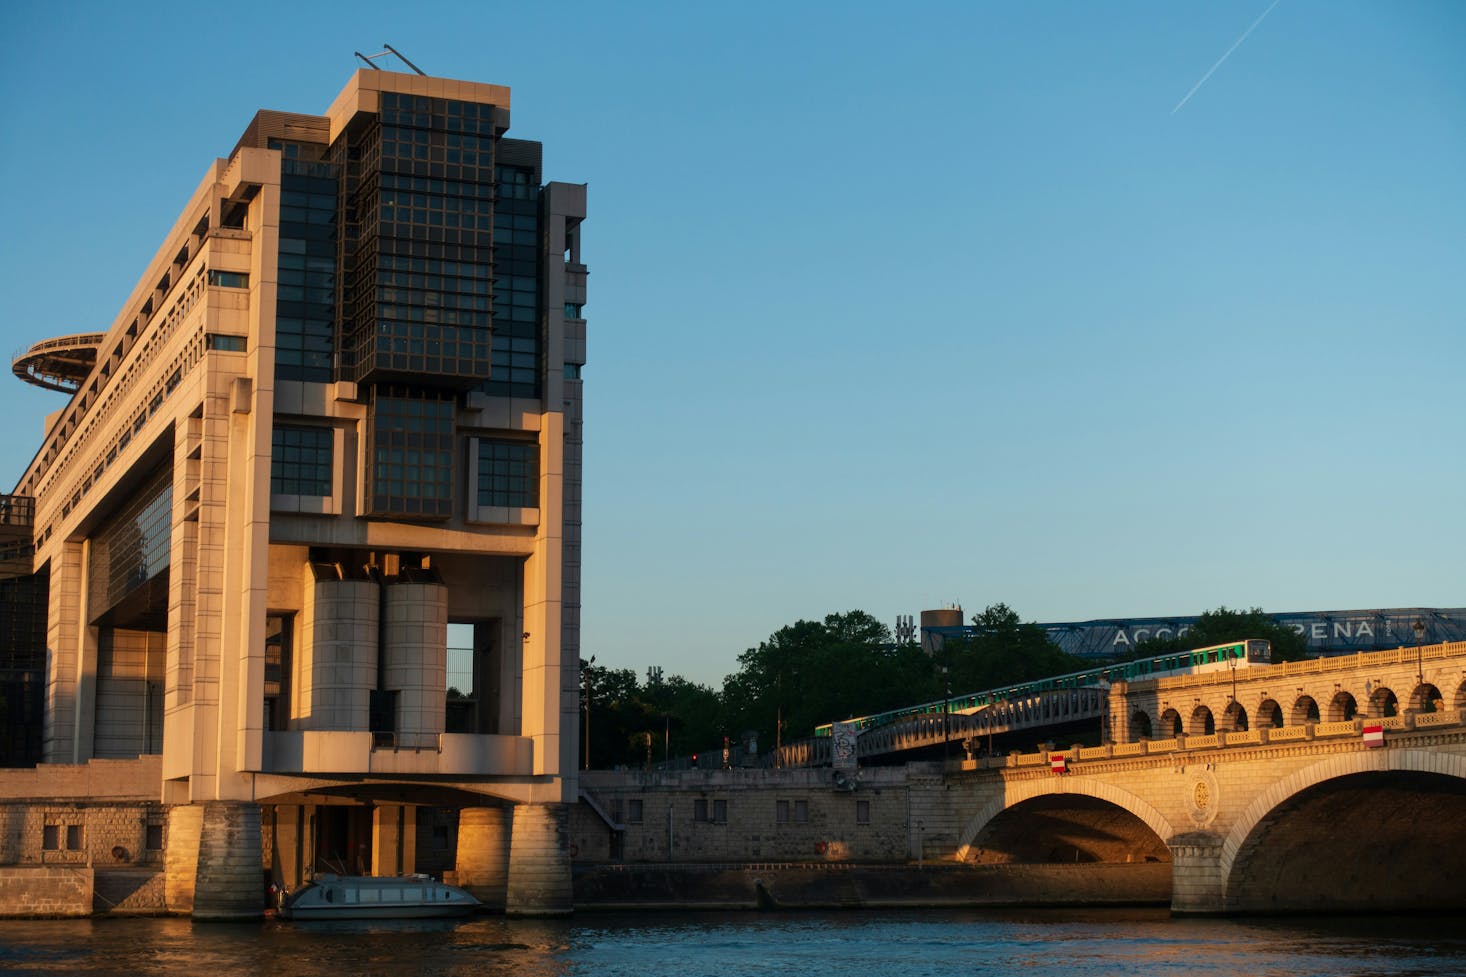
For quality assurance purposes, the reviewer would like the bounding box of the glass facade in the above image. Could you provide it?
[87,465,172,624]
[477,439,539,509]
[340,93,498,387]
[271,424,333,496]
[487,164,541,398]
[272,140,338,383]
[365,387,455,518]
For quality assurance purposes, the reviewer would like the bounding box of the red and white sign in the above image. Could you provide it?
[1051,754,1067,774]
[1362,724,1384,748]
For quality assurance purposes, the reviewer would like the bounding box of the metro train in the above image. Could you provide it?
[812,639,1271,738]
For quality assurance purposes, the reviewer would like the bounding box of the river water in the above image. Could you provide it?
[1,908,1463,977]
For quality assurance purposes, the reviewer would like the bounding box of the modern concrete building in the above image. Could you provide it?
[3,69,586,916]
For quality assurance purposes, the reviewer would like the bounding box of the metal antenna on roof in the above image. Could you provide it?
[353,45,428,76]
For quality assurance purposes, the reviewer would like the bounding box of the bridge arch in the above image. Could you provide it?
[954,777,1176,862]
[1188,705,1214,735]
[1327,690,1356,721]
[1255,699,1282,729]
[1290,695,1319,724]
[1220,701,1248,733]
[1408,683,1443,712]
[1219,748,1466,911]
[1368,686,1399,718]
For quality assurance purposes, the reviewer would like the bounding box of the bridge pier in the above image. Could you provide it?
[1168,832,1225,914]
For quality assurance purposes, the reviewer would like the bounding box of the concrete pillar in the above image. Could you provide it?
[192,801,264,920]
[270,804,306,889]
[1168,832,1226,915]
[300,573,378,731]
[371,804,417,877]
[505,803,572,916]
[455,806,512,909]
[383,581,448,748]
[164,802,204,914]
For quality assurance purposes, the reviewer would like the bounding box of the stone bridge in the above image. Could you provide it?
[922,642,1466,912]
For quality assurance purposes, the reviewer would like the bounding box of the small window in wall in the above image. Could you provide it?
[145,823,164,851]
[271,425,333,496]
[694,799,709,823]
[793,800,809,823]
[627,799,643,824]
[208,270,249,288]
[776,800,790,824]
[66,825,85,851]
[713,800,727,824]
[563,364,581,380]
[856,800,871,825]
[477,439,539,508]
[207,334,248,352]
[42,825,60,850]
[564,303,583,318]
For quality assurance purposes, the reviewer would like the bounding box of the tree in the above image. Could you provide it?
[1131,606,1310,662]
[721,611,926,750]
[941,603,1089,695]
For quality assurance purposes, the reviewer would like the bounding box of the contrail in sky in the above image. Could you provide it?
[1171,0,1283,114]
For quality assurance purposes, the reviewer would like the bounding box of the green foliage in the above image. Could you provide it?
[1131,606,1310,662]
[582,603,1094,768]
[721,611,936,752]
[579,660,724,769]
[941,603,1090,694]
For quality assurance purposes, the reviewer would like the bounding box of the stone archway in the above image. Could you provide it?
[1456,680,1466,710]
[1291,695,1319,725]
[1408,683,1443,713]
[1159,708,1182,737]
[1255,699,1282,730]
[1220,701,1248,733]
[1369,686,1398,718]
[954,778,1176,862]
[1220,749,1466,913]
[1131,710,1153,739]
[1189,705,1215,736]
[1328,691,1357,722]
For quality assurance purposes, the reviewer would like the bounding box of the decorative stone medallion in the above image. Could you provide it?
[1186,769,1220,827]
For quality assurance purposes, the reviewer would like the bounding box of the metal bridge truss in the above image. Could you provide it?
[775,687,1108,768]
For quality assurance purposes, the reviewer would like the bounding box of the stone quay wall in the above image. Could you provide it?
[0,866,94,917]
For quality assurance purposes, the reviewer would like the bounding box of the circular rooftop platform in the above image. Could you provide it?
[12,333,105,393]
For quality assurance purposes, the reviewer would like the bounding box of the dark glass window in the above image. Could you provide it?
[88,465,172,623]
[365,388,455,518]
[42,824,59,850]
[627,799,643,823]
[482,163,542,398]
[208,270,249,288]
[206,334,247,352]
[476,439,538,509]
[274,147,338,383]
[271,425,333,497]
[263,614,292,731]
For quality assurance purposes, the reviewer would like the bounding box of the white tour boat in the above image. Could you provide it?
[278,873,481,919]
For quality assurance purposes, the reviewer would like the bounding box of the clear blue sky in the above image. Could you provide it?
[2,2,1462,688]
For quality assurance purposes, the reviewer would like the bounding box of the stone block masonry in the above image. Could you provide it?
[0,867,93,917]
